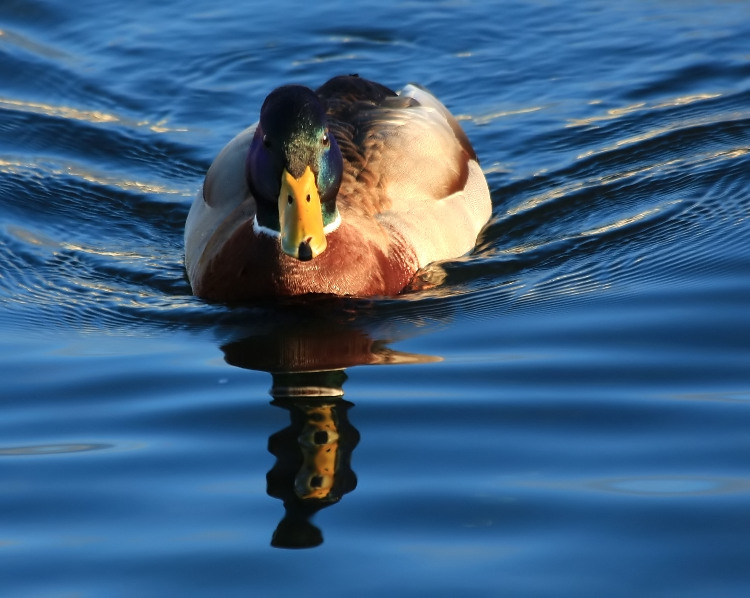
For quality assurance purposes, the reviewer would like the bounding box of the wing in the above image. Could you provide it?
[184,125,256,284]
[318,76,474,217]
[319,76,489,268]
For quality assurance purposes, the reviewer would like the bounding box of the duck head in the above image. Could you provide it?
[246,85,343,261]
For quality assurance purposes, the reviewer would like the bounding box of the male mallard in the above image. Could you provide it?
[185,75,491,300]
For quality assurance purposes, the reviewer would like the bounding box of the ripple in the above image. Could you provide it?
[0,96,185,133]
[0,443,112,457]
[590,476,750,497]
[0,27,69,61]
[566,92,724,129]
[464,86,750,313]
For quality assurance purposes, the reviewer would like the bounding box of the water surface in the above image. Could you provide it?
[1,0,750,596]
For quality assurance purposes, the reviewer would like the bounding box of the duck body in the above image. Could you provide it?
[185,75,491,301]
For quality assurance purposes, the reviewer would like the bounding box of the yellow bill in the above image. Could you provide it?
[278,165,327,260]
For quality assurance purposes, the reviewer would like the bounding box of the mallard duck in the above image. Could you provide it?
[184,74,491,300]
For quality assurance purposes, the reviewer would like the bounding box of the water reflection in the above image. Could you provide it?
[220,312,439,549]
[267,385,359,549]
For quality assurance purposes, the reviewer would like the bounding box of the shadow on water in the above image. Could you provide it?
[219,302,442,549]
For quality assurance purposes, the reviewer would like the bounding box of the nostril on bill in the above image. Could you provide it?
[298,240,313,261]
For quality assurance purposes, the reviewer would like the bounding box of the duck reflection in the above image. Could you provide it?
[267,376,358,548]
[220,311,439,549]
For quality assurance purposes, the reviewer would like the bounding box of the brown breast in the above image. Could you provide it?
[193,218,419,301]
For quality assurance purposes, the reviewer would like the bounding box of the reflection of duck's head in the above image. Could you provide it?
[293,402,344,500]
[267,392,359,549]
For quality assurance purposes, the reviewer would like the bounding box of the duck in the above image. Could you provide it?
[184,74,491,300]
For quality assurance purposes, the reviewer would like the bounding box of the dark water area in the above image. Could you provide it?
[1,0,750,595]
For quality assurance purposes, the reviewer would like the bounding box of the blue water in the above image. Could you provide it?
[2,0,750,595]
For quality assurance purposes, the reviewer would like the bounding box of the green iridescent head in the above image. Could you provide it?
[246,85,342,260]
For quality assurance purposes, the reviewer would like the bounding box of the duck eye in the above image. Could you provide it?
[321,132,329,147]
[263,134,271,148]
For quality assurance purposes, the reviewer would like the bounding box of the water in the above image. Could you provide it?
[1,0,750,595]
